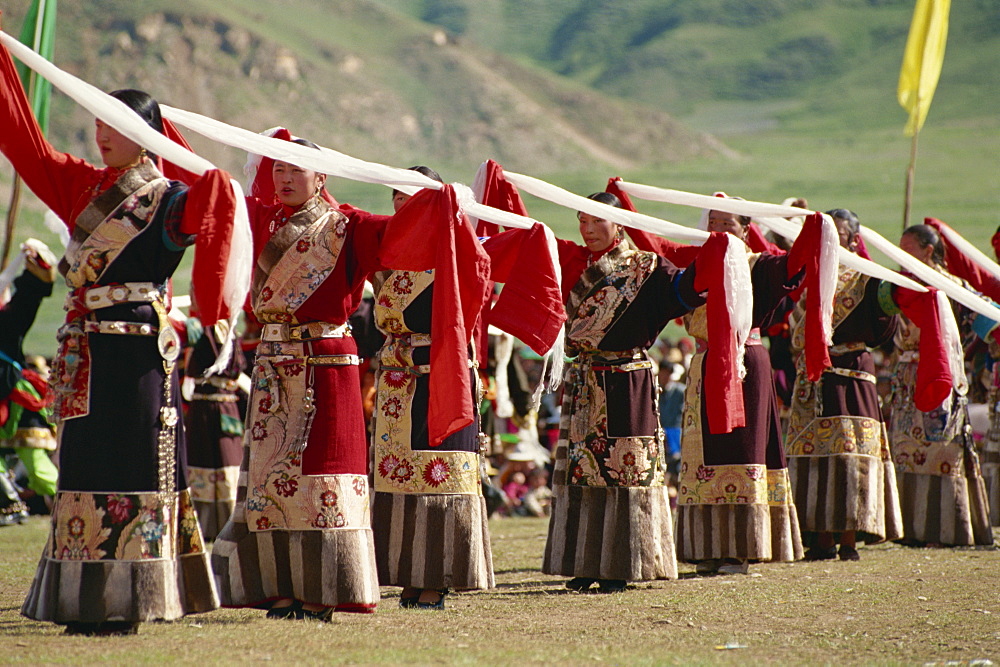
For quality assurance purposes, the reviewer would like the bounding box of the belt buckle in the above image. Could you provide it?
[264,323,289,341]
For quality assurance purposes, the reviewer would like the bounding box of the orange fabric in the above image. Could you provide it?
[377,186,491,446]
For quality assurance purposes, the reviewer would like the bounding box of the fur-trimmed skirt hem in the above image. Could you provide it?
[981,450,1000,527]
[372,492,494,590]
[676,502,804,562]
[542,485,677,581]
[898,468,994,546]
[21,552,218,624]
[211,522,379,608]
[789,455,903,544]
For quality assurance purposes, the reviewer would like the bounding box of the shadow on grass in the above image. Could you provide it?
[492,579,565,590]
[492,567,547,575]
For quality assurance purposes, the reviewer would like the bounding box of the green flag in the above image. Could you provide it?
[15,0,57,134]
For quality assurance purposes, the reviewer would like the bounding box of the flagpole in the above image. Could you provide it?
[1,177,24,270]
[902,115,920,232]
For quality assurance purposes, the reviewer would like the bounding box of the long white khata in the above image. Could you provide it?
[501,169,754,380]
[617,180,1000,324]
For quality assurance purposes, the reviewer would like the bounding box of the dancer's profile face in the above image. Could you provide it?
[834,217,859,252]
[900,232,933,265]
[95,119,143,169]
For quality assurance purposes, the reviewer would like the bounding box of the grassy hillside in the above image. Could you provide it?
[0,0,719,175]
[378,1,1000,126]
[373,0,1000,246]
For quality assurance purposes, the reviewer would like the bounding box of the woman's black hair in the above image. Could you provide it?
[408,165,443,183]
[290,137,321,150]
[391,165,443,199]
[109,89,163,163]
[826,208,860,238]
[110,89,163,133]
[586,191,622,209]
[902,223,946,268]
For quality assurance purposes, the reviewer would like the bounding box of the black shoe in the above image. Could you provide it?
[803,546,838,561]
[297,605,334,621]
[597,579,627,593]
[565,577,597,592]
[838,545,860,561]
[266,600,300,619]
[399,595,420,609]
[64,622,138,636]
[415,589,448,610]
[64,622,101,636]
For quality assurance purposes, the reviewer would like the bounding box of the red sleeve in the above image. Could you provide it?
[746,222,785,255]
[925,218,1000,302]
[183,169,238,324]
[785,212,833,380]
[482,226,566,355]
[556,238,587,303]
[605,177,699,267]
[893,287,952,411]
[0,43,101,229]
[159,118,200,186]
[340,203,391,280]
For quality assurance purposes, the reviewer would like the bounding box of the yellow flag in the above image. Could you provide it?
[898,0,950,136]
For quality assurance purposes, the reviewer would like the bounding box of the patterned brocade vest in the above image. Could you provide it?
[372,269,483,495]
[558,241,665,489]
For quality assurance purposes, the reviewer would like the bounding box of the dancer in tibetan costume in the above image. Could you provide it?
[890,224,994,547]
[784,209,903,561]
[673,208,821,575]
[373,167,565,609]
[211,132,386,619]
[922,218,1000,529]
[182,316,246,541]
[986,226,1000,525]
[1,44,234,634]
[542,193,710,593]
[1,242,58,525]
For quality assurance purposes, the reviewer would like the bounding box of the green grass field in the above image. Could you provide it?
[1,515,998,664]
